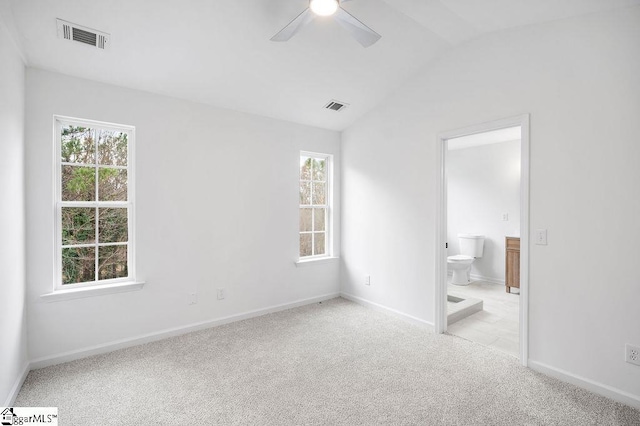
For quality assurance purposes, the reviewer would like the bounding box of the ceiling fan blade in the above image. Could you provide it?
[334,7,381,47]
[271,8,315,42]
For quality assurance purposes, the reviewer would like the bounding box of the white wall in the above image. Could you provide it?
[0,7,27,405]
[25,69,341,361]
[342,7,640,403]
[447,140,520,283]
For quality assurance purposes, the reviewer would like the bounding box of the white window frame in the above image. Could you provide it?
[299,151,333,260]
[53,115,136,291]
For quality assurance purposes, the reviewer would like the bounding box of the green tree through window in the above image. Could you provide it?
[300,153,330,258]
[57,120,133,287]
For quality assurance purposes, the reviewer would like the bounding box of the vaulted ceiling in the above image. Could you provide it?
[4,0,638,130]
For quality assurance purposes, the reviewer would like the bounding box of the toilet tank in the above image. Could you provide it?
[458,234,485,258]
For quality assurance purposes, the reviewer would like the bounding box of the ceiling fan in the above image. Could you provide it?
[271,0,381,48]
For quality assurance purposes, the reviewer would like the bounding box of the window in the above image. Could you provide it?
[54,116,135,289]
[299,152,331,259]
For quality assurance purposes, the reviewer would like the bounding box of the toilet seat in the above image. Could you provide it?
[447,255,473,262]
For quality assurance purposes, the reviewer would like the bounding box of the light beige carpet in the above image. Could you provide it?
[15,298,640,425]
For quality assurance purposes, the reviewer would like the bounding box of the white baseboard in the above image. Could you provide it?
[3,362,30,407]
[30,292,340,370]
[529,360,640,410]
[340,292,434,331]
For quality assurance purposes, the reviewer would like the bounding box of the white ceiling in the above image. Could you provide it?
[448,126,521,150]
[4,0,639,130]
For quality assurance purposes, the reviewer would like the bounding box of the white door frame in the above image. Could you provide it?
[434,114,530,366]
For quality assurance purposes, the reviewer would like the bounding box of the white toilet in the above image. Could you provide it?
[448,234,485,285]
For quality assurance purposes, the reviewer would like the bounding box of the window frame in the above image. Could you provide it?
[299,151,333,260]
[53,115,136,291]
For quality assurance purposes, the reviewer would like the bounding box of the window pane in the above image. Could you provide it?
[314,208,325,231]
[313,159,326,182]
[99,208,128,243]
[62,247,95,284]
[300,233,312,257]
[62,207,96,245]
[300,157,312,180]
[300,208,312,232]
[314,233,326,256]
[98,245,128,280]
[61,165,96,201]
[99,168,128,201]
[61,126,95,164]
[97,129,128,166]
[299,182,311,205]
[312,182,326,205]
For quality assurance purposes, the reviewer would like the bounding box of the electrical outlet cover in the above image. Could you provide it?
[626,344,640,366]
[217,288,226,300]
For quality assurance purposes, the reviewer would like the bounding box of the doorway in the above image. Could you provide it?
[435,115,530,366]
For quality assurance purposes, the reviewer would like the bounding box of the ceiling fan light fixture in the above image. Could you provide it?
[309,0,339,16]
[271,0,381,47]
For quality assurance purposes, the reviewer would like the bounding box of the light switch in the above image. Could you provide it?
[535,229,548,245]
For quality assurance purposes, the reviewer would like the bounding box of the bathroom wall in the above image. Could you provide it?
[447,140,520,283]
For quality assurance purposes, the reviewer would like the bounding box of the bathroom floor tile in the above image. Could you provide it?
[463,310,502,324]
[447,279,520,358]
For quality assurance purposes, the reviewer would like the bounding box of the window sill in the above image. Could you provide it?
[295,256,339,267]
[40,281,145,303]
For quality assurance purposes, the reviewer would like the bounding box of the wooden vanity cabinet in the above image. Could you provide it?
[505,237,520,293]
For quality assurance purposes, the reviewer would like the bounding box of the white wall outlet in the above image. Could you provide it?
[365,275,371,286]
[535,229,548,245]
[188,293,197,305]
[626,344,640,366]
[502,213,509,221]
[217,288,226,300]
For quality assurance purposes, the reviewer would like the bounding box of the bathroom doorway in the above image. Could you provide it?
[434,115,530,366]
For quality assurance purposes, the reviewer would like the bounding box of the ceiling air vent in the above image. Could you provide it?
[57,19,110,50]
[324,100,349,112]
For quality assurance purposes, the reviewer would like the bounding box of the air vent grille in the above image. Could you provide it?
[324,100,349,112]
[73,28,96,46]
[57,19,110,50]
